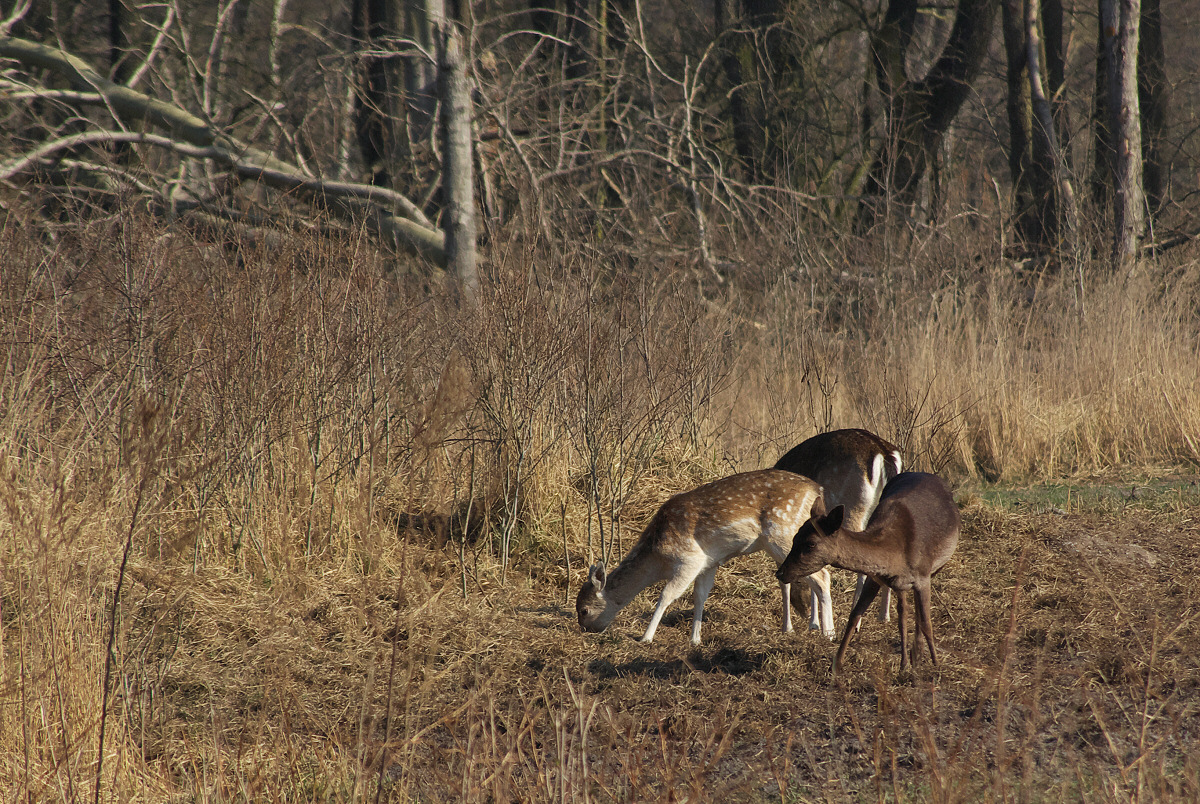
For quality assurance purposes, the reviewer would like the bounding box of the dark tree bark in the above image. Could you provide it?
[1042,0,1073,168]
[715,0,758,181]
[402,1,440,152]
[528,0,555,37]
[108,0,134,162]
[1003,0,1052,250]
[1138,0,1167,215]
[352,0,399,189]
[1043,0,1065,123]
[1028,0,1080,258]
[529,0,622,80]
[1091,0,1118,210]
[564,0,590,82]
[108,0,131,83]
[715,0,805,184]
[859,0,999,227]
[1002,0,1076,255]
[868,0,918,144]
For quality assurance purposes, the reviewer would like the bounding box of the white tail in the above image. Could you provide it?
[776,472,960,673]
[774,429,903,626]
[576,470,830,645]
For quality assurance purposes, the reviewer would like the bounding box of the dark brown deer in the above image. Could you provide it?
[776,472,959,673]
[576,470,829,645]
[774,428,903,626]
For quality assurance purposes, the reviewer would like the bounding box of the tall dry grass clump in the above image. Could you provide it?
[1,206,1199,801]
[723,236,1200,482]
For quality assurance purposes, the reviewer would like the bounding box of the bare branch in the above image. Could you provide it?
[0,0,32,36]
[127,5,176,90]
[0,34,212,143]
[0,34,445,262]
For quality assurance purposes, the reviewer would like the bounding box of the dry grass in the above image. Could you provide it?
[3,211,1200,802]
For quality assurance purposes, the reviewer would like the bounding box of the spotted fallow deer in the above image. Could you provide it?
[776,471,960,673]
[774,429,902,626]
[576,470,831,645]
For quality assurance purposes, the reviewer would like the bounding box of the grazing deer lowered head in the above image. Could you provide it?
[776,472,959,673]
[774,428,902,626]
[576,470,833,645]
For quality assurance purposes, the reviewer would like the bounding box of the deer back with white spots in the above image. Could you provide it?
[576,470,830,645]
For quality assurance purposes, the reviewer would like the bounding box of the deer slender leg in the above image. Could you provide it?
[807,567,835,638]
[687,566,718,645]
[640,564,701,644]
[896,588,911,671]
[911,579,938,665]
[853,574,894,629]
[834,576,881,674]
[780,582,793,634]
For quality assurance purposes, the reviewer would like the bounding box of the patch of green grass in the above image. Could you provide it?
[962,471,1200,514]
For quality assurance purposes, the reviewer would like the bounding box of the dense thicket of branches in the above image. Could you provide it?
[1,0,1198,276]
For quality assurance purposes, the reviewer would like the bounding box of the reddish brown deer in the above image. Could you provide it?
[776,472,959,673]
[774,429,903,625]
[576,470,830,645]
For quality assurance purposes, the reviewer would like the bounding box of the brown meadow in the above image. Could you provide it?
[2,212,1200,801]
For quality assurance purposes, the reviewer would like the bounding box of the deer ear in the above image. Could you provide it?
[820,505,845,533]
[588,562,607,590]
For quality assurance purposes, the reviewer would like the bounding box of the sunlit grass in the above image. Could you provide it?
[2,211,1200,801]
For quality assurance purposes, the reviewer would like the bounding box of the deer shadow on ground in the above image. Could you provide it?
[586,645,768,680]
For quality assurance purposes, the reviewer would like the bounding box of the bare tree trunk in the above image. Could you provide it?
[1112,0,1144,273]
[715,0,798,184]
[1002,0,1046,250]
[1091,0,1118,210]
[352,0,398,188]
[404,0,440,153]
[108,0,131,82]
[108,0,133,163]
[1026,0,1080,259]
[863,0,918,202]
[859,0,997,228]
[437,17,479,300]
[564,0,590,83]
[715,0,758,181]
[1138,0,1167,215]
[1043,0,1067,134]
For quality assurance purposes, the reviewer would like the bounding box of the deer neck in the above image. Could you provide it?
[824,525,907,579]
[603,542,664,610]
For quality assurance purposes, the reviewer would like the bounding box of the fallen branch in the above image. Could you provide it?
[1141,225,1200,257]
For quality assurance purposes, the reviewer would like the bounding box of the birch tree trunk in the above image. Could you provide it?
[1111,0,1144,273]
[436,14,479,300]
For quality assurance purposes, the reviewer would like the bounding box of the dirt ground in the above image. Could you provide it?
[134,479,1200,802]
